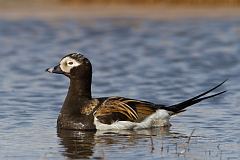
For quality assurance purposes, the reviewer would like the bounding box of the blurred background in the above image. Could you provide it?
[1,0,240,20]
[0,1,239,160]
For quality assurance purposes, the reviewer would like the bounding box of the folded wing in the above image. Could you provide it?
[94,97,160,124]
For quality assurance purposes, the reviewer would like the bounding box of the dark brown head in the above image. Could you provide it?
[46,53,92,80]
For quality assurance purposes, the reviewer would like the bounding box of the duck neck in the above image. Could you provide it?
[69,78,92,98]
[61,78,92,114]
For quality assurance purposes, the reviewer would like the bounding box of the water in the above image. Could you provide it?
[0,18,239,160]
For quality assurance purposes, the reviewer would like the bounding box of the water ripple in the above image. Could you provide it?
[0,18,239,159]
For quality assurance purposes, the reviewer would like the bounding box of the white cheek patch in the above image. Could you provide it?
[59,57,81,73]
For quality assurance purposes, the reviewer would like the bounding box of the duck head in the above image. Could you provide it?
[46,53,92,80]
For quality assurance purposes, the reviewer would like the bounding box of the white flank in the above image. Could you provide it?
[94,109,170,130]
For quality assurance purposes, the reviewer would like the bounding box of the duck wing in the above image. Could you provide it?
[93,80,227,125]
[93,97,161,124]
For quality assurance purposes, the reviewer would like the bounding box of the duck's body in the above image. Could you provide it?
[46,53,226,130]
[57,96,169,130]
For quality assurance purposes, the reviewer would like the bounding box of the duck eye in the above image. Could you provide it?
[67,61,74,65]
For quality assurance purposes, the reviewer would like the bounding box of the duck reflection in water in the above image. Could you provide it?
[57,127,176,159]
[57,129,96,159]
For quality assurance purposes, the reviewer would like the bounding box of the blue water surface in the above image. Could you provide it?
[0,18,239,159]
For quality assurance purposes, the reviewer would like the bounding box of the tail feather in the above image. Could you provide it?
[163,80,227,115]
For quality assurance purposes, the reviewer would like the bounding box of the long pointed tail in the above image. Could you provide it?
[162,80,227,115]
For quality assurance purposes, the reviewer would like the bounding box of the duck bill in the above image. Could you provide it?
[46,65,64,74]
